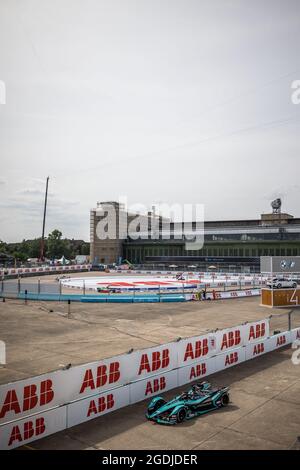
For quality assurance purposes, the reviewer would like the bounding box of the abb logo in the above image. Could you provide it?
[221,330,241,350]
[249,323,266,341]
[276,335,286,347]
[230,292,238,297]
[138,349,169,375]
[0,380,54,420]
[145,377,166,396]
[190,363,207,380]
[225,351,239,366]
[183,339,209,362]
[8,417,46,447]
[253,343,265,356]
[87,393,114,417]
[79,362,120,394]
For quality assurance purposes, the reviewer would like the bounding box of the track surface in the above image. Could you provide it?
[1,272,299,450]
[22,347,300,450]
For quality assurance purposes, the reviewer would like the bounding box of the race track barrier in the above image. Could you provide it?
[13,289,260,303]
[0,264,92,278]
[1,317,298,449]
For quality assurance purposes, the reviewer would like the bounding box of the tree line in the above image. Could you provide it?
[0,229,90,262]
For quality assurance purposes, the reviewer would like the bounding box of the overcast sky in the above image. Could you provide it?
[0,0,300,242]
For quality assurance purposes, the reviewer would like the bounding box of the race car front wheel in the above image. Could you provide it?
[221,394,230,407]
[176,408,187,423]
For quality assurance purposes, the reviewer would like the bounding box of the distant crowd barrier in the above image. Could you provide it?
[1,316,298,449]
[0,264,92,278]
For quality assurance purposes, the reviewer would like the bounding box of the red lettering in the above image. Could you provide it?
[145,377,166,396]
[221,331,241,350]
[184,340,208,361]
[249,326,255,341]
[145,381,153,395]
[0,390,21,419]
[8,425,22,446]
[109,362,120,383]
[225,351,238,366]
[253,343,264,355]
[190,363,207,379]
[96,365,108,388]
[87,399,97,417]
[276,335,286,346]
[87,394,115,417]
[40,380,54,406]
[139,350,169,375]
[8,417,46,447]
[23,385,38,411]
[35,417,45,436]
[98,396,106,413]
[107,394,114,409]
[138,354,151,375]
[24,421,34,440]
[80,369,95,394]
[184,343,194,361]
[152,352,161,371]
[161,349,169,368]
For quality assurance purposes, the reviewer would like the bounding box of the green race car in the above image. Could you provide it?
[146,381,230,425]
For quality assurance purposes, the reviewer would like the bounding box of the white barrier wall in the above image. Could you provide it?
[0,406,67,450]
[0,317,293,450]
[0,265,91,277]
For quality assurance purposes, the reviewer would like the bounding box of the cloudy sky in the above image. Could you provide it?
[0,0,300,242]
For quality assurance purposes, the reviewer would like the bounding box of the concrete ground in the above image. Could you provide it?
[0,294,296,385]
[23,346,300,450]
[1,273,299,450]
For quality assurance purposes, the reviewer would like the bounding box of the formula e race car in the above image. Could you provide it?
[146,381,230,425]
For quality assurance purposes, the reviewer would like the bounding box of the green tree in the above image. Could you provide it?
[12,251,27,263]
[0,239,7,253]
[47,229,65,259]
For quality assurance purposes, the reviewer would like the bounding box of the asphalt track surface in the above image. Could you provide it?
[22,347,300,450]
[0,272,299,450]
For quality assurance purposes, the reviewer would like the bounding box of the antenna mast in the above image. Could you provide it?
[40,176,49,262]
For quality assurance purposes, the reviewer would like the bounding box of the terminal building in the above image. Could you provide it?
[90,200,300,272]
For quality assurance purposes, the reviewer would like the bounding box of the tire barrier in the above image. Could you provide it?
[0,318,298,449]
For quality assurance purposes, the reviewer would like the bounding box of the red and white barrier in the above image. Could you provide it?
[0,316,293,449]
[0,406,67,450]
[0,265,92,277]
[67,385,130,429]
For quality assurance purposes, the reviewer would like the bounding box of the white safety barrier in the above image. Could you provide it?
[186,289,261,301]
[0,318,294,450]
[0,265,92,277]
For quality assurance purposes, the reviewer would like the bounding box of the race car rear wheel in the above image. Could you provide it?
[221,394,229,407]
[176,408,187,423]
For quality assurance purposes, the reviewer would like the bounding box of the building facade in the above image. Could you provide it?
[90,202,300,271]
